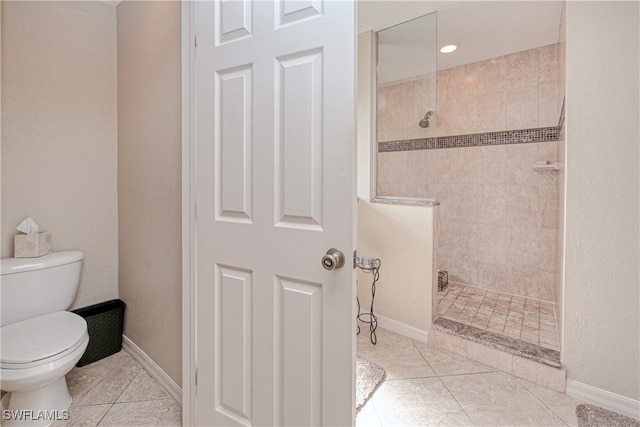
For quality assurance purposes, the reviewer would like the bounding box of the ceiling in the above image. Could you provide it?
[360,1,564,83]
[105,1,562,83]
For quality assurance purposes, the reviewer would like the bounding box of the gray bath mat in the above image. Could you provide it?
[356,356,386,413]
[576,403,640,427]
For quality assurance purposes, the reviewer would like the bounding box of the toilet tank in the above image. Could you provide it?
[0,251,84,327]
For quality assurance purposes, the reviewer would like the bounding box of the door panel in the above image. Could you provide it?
[275,49,324,229]
[276,276,323,426]
[216,0,252,45]
[193,1,355,425]
[215,65,253,223]
[216,265,253,423]
[276,0,323,28]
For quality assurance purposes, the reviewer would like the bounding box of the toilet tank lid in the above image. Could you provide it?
[1,251,84,276]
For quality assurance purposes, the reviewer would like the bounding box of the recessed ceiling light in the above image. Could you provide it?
[440,44,459,54]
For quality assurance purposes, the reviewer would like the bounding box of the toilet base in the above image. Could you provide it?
[1,376,72,427]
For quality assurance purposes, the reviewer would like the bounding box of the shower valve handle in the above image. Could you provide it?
[322,248,345,270]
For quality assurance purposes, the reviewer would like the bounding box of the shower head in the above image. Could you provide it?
[419,110,434,128]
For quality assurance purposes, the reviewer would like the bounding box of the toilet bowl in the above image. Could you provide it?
[1,313,89,426]
[0,251,87,427]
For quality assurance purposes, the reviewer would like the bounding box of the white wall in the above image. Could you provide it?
[1,1,118,309]
[563,1,639,401]
[116,0,182,385]
[357,200,434,333]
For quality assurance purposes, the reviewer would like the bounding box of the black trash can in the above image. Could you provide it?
[72,299,126,367]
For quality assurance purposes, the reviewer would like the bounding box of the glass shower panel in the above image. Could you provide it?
[375,12,437,200]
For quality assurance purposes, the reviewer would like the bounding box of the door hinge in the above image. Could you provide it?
[194,36,197,48]
[195,368,198,386]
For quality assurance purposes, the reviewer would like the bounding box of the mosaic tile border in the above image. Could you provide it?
[378,126,560,153]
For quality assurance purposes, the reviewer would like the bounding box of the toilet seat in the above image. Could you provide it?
[1,311,87,370]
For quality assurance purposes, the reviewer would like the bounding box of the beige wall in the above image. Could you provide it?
[116,1,182,385]
[563,1,639,401]
[2,0,183,387]
[357,200,434,332]
[1,1,118,309]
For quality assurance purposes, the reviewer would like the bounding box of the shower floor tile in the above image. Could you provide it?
[437,282,560,352]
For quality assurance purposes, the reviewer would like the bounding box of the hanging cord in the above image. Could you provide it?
[356,259,381,345]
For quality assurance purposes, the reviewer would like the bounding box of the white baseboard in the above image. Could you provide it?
[122,335,182,406]
[566,379,640,420]
[374,314,430,344]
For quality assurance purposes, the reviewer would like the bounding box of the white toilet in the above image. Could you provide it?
[1,251,89,427]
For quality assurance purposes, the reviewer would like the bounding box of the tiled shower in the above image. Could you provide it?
[377,43,565,356]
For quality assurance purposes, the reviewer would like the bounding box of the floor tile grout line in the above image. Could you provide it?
[411,337,439,379]
[537,302,542,347]
[368,400,383,427]
[488,292,508,335]
[436,375,479,427]
[506,291,524,341]
[70,402,113,409]
[379,335,480,427]
[94,402,114,427]
[108,396,176,405]
[382,375,439,382]
[462,284,481,326]
[411,338,499,379]
[435,368,495,378]
[514,377,572,427]
[110,365,142,405]
[92,358,142,426]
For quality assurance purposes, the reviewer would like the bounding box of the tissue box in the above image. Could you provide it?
[14,232,52,257]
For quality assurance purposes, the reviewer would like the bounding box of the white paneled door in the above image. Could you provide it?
[191,0,355,425]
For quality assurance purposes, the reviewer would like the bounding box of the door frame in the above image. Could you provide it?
[181,1,196,425]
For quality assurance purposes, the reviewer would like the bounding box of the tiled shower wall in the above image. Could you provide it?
[377,44,562,302]
[436,141,559,301]
[378,75,436,143]
[437,44,560,136]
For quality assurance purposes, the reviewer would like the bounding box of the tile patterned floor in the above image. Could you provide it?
[52,350,181,427]
[22,329,575,426]
[356,327,583,427]
[437,282,560,351]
